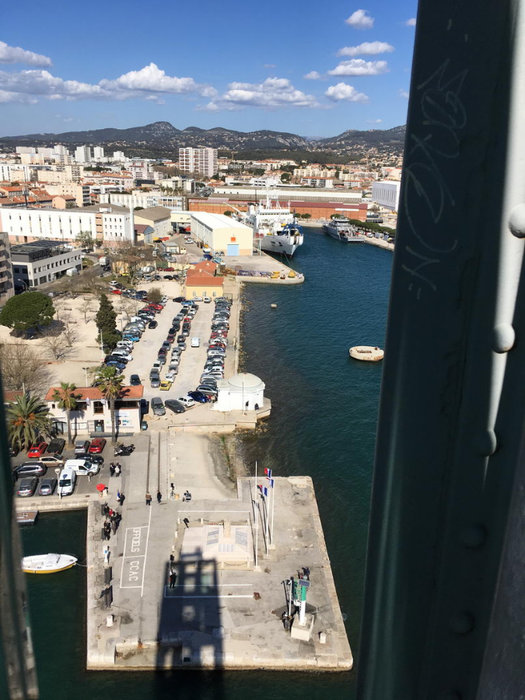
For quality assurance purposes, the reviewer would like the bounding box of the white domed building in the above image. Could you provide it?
[213,372,265,412]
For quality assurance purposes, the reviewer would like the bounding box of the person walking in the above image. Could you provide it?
[169,569,177,588]
[118,492,125,507]
[157,490,162,504]
[145,492,152,506]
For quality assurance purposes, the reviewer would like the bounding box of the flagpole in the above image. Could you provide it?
[270,477,276,546]
[264,487,269,555]
[254,460,259,568]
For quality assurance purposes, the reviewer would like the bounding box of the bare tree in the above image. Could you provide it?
[42,333,73,361]
[0,342,51,393]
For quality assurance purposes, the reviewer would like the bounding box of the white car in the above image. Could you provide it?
[112,350,132,361]
[178,396,196,408]
[165,369,177,381]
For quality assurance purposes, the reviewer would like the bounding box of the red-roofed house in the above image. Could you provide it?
[45,385,144,435]
[185,263,224,299]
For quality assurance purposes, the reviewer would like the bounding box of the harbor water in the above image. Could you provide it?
[21,227,393,700]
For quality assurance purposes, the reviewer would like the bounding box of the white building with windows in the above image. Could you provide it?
[179,147,218,178]
[11,240,82,289]
[0,204,134,246]
[371,180,401,211]
[74,145,91,164]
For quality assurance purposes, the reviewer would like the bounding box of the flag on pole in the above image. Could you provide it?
[268,478,274,487]
[263,486,268,497]
[264,468,272,478]
[258,484,263,492]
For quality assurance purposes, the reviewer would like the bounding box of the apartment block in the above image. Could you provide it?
[178,147,218,178]
[11,240,82,289]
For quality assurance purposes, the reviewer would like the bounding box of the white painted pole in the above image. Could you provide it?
[264,489,269,554]
[270,477,276,545]
[254,461,258,568]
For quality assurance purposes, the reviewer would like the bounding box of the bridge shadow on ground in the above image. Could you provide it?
[154,547,225,700]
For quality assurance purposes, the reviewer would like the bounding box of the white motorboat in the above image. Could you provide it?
[323,217,363,243]
[349,346,384,362]
[22,553,77,574]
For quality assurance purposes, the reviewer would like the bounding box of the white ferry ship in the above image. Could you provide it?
[323,217,363,243]
[245,198,304,257]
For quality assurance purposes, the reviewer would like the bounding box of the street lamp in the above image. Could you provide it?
[82,367,89,387]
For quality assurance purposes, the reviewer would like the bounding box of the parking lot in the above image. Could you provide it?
[120,297,222,404]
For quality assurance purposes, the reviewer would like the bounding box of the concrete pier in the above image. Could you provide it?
[17,433,352,672]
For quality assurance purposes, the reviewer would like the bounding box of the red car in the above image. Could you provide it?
[27,441,48,458]
[148,303,163,310]
[89,438,106,454]
[111,289,122,295]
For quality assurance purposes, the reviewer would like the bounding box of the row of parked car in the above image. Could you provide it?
[149,299,197,391]
[103,295,169,373]
[191,296,232,402]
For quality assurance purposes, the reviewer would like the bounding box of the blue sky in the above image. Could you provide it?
[1,1,418,138]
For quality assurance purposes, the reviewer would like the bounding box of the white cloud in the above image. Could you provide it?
[0,88,37,104]
[264,63,276,69]
[205,77,319,111]
[399,89,410,99]
[328,59,388,76]
[0,62,216,103]
[325,82,368,102]
[100,63,216,97]
[406,18,417,26]
[338,41,394,57]
[345,9,374,30]
[0,41,52,67]
[304,70,321,80]
[367,118,383,124]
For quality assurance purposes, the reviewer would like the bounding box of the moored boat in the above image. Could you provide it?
[22,553,77,574]
[349,346,384,362]
[245,197,304,256]
[323,217,363,243]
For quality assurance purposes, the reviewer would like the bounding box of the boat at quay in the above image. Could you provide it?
[246,197,304,256]
[22,553,77,574]
[323,217,364,243]
[349,345,384,362]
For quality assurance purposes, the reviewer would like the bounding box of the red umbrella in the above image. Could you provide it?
[96,483,107,492]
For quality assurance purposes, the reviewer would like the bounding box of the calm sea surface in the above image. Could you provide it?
[21,227,393,700]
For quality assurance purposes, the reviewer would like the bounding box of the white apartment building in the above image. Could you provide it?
[112,151,126,162]
[75,145,91,163]
[93,146,105,160]
[0,204,134,246]
[371,180,401,211]
[102,190,184,210]
[0,163,34,182]
[179,147,218,178]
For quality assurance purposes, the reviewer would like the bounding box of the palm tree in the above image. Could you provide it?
[51,382,82,446]
[93,365,124,444]
[7,393,52,450]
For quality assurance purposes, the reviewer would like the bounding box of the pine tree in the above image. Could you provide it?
[95,294,120,352]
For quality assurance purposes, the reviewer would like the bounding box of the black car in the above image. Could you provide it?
[188,391,209,403]
[13,462,47,479]
[130,374,141,386]
[84,454,104,466]
[165,399,186,414]
[173,296,185,303]
[47,437,65,454]
[148,320,158,329]
[114,443,135,456]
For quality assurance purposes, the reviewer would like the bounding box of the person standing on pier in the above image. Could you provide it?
[157,490,162,504]
[145,492,152,506]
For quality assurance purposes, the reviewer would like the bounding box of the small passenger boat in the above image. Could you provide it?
[22,553,77,574]
[349,346,384,362]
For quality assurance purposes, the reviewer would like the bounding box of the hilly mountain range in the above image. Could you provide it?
[0,121,406,159]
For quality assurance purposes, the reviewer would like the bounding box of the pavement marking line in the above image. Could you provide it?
[141,502,153,598]
[163,591,255,599]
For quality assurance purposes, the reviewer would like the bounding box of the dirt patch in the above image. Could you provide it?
[207,432,248,490]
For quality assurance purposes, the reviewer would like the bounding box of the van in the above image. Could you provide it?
[57,466,77,496]
[64,458,100,476]
[191,337,200,348]
[151,397,166,416]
